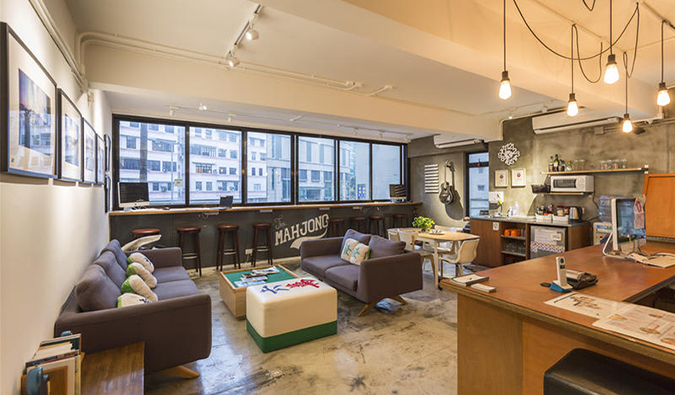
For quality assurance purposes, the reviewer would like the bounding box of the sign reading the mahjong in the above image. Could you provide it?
[275,214,329,249]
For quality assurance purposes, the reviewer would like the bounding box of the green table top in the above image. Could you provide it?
[224,268,297,289]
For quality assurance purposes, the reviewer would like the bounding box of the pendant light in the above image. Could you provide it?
[604,0,620,84]
[499,0,512,100]
[657,21,671,106]
[622,58,633,133]
[567,27,579,117]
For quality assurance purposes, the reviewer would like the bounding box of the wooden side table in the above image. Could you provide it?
[82,342,144,395]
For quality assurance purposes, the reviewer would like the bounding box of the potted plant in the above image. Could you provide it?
[412,216,435,232]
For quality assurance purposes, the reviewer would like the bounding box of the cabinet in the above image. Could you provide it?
[471,219,504,267]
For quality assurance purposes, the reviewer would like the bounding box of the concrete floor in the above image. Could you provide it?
[145,259,463,395]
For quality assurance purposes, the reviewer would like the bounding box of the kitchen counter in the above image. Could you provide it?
[470,216,590,228]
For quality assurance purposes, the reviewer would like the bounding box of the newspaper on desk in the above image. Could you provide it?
[593,304,675,351]
[545,292,628,319]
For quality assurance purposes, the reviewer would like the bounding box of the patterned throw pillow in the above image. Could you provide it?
[350,243,371,265]
[341,238,359,261]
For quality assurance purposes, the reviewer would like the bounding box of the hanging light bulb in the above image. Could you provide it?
[567,93,579,116]
[604,54,619,84]
[657,82,671,106]
[621,113,633,133]
[499,71,512,100]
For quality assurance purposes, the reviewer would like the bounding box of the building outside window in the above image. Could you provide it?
[247,132,291,203]
[372,144,402,199]
[118,120,185,205]
[467,152,489,216]
[299,137,334,202]
[339,140,370,200]
[189,127,242,204]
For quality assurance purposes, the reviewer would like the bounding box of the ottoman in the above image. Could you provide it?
[246,277,337,353]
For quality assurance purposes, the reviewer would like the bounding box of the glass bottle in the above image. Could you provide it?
[553,154,559,172]
[559,158,565,172]
[620,159,627,169]
[566,160,573,171]
[548,156,554,172]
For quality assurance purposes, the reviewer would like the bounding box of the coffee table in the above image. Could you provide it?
[219,265,298,319]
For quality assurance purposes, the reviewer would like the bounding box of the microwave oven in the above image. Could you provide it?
[550,175,594,193]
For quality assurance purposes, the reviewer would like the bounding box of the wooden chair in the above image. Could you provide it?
[217,224,241,271]
[251,222,273,267]
[177,226,202,276]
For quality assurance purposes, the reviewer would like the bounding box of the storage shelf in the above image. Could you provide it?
[540,167,644,175]
[533,192,588,196]
[501,250,527,258]
[501,235,526,241]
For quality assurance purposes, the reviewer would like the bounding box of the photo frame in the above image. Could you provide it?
[57,90,81,181]
[511,168,526,187]
[95,134,104,185]
[104,134,111,173]
[1,23,58,178]
[495,169,508,188]
[82,120,96,183]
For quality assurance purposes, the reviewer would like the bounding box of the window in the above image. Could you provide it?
[339,141,370,201]
[311,170,320,182]
[196,181,202,191]
[251,168,256,176]
[247,132,291,203]
[467,152,489,217]
[117,121,185,205]
[251,152,257,161]
[372,144,402,199]
[189,127,242,204]
[299,169,307,182]
[299,137,334,202]
[324,171,332,181]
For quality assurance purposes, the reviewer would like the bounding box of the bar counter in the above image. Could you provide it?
[109,201,421,270]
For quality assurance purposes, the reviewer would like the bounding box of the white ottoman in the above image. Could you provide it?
[246,277,337,353]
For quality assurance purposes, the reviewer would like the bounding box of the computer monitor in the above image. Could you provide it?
[389,184,407,201]
[611,197,646,253]
[219,195,234,209]
[118,182,150,209]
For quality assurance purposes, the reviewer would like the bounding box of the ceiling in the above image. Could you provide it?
[64,0,675,140]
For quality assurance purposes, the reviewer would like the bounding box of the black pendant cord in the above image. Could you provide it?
[662,20,665,83]
[573,25,603,83]
[624,52,629,114]
[571,26,575,93]
[609,0,613,55]
[503,0,507,71]
[582,0,596,12]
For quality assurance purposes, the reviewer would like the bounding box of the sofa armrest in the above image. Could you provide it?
[54,293,211,372]
[357,252,423,303]
[300,237,344,259]
[125,247,182,269]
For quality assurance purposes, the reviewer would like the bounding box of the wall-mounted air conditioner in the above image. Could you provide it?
[433,134,484,149]
[532,109,620,134]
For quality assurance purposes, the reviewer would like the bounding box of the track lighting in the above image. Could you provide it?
[198,103,207,111]
[245,29,259,41]
[227,54,240,68]
[498,0,511,100]
[169,106,178,116]
[567,93,579,117]
[604,54,619,84]
[657,21,671,106]
[621,113,633,133]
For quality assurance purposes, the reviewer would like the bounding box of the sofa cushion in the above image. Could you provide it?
[341,229,372,252]
[154,279,199,301]
[368,235,406,259]
[76,265,121,311]
[101,240,128,271]
[93,251,127,288]
[325,265,359,291]
[153,266,190,283]
[341,238,359,261]
[302,255,350,278]
[349,243,370,265]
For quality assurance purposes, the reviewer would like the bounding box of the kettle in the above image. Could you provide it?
[569,206,583,221]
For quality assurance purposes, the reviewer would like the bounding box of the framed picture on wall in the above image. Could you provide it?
[82,120,96,183]
[104,134,111,173]
[511,168,526,187]
[95,134,104,185]
[1,23,58,178]
[57,90,82,181]
[495,169,508,188]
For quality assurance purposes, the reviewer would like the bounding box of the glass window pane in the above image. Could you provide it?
[298,137,334,202]
[468,163,489,216]
[247,132,291,203]
[469,152,489,164]
[339,141,370,201]
[189,127,241,204]
[372,144,401,200]
[118,121,185,205]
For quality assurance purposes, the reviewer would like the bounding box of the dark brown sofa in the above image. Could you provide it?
[300,229,422,316]
[54,240,211,374]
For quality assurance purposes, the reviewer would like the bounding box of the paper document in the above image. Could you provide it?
[593,304,675,351]
[545,293,627,319]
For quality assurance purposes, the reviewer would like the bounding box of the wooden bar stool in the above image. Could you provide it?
[391,214,408,229]
[369,215,385,237]
[328,218,345,237]
[350,217,366,233]
[177,226,202,276]
[251,222,273,267]
[217,224,241,271]
[132,228,160,239]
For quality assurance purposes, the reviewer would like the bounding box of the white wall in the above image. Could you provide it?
[0,0,110,393]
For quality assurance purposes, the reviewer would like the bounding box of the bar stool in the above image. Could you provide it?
[132,228,160,239]
[217,224,241,271]
[251,222,273,267]
[369,215,385,237]
[350,217,366,233]
[391,214,408,229]
[328,218,345,237]
[177,226,202,276]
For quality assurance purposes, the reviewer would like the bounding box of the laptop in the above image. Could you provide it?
[217,195,234,209]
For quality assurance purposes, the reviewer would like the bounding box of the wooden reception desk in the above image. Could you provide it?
[441,243,675,394]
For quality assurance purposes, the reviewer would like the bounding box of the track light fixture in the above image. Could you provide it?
[245,28,259,41]
[498,0,512,100]
[198,103,208,111]
[227,52,240,68]
[657,21,671,106]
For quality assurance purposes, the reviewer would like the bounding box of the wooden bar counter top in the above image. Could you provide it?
[441,242,675,394]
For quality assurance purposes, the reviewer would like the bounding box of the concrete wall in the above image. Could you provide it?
[0,1,110,393]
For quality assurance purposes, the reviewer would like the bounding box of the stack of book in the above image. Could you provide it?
[24,333,81,395]
[234,267,280,287]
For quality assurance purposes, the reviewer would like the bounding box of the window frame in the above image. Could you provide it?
[113,114,407,210]
[465,151,490,217]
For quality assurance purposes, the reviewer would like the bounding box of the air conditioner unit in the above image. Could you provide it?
[433,135,484,149]
[532,109,620,134]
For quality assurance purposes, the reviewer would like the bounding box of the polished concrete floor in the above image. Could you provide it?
[146,259,464,395]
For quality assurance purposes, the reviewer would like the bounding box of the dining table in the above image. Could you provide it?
[414,231,480,288]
